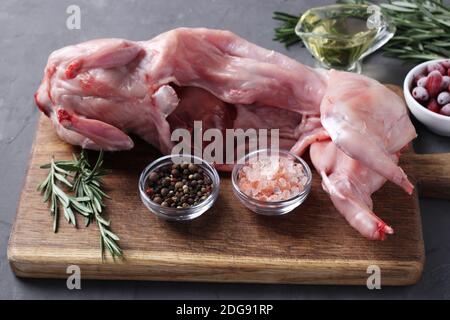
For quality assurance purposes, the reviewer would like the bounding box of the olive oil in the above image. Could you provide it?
[298,7,378,71]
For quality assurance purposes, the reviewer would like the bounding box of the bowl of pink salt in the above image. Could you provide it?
[231,149,312,216]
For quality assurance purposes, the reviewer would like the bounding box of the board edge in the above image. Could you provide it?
[8,246,425,286]
[7,115,43,276]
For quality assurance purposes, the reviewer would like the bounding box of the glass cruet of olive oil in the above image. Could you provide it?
[295,4,395,73]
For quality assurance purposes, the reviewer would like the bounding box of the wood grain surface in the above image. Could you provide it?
[8,86,433,285]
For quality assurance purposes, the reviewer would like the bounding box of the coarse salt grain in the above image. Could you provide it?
[237,155,307,202]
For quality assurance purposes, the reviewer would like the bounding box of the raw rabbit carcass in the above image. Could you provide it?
[34,28,416,240]
[35,29,325,154]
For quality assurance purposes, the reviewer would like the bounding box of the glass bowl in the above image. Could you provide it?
[231,149,312,216]
[295,4,395,73]
[139,154,220,221]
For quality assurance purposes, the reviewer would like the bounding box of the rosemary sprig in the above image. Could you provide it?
[273,0,450,62]
[273,11,303,48]
[37,150,122,258]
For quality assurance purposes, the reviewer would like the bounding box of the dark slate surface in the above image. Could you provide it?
[1,0,450,299]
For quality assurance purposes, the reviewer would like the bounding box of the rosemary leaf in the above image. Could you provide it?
[399,53,444,60]
[391,1,419,9]
[95,214,110,226]
[76,196,92,202]
[381,3,416,12]
[54,172,73,187]
[104,229,120,241]
[70,198,92,215]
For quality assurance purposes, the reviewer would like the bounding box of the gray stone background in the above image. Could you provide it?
[1,0,450,299]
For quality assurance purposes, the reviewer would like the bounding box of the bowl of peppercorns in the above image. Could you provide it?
[139,154,220,221]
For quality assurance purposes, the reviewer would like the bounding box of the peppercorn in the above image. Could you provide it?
[162,177,171,187]
[160,188,169,196]
[188,163,198,173]
[175,181,183,190]
[153,196,162,204]
[147,163,214,209]
[149,172,159,182]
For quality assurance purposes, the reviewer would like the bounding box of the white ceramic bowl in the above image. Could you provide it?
[404,58,450,136]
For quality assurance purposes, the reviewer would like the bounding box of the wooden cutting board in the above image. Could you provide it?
[8,85,448,285]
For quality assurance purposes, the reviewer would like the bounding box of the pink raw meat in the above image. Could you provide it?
[35,28,416,240]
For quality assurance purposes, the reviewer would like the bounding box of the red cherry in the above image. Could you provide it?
[426,71,443,98]
[442,76,450,90]
[417,76,428,87]
[414,74,426,86]
[440,104,450,116]
[412,86,429,102]
[427,99,440,113]
[441,60,450,69]
[437,92,450,105]
[428,63,446,75]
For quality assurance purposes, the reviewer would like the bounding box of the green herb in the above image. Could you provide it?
[37,150,122,258]
[273,11,304,48]
[273,0,450,62]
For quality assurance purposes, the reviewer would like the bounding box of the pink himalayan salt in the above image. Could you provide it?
[237,155,307,202]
